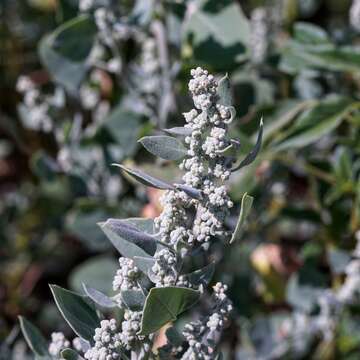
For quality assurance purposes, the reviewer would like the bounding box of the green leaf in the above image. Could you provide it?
[217,73,232,106]
[82,284,117,308]
[139,287,201,335]
[52,15,96,62]
[174,184,203,200]
[232,119,263,172]
[139,135,187,160]
[39,34,87,93]
[230,193,253,244]
[274,98,356,150]
[104,108,141,158]
[184,0,250,70]
[66,209,111,251]
[293,22,331,46]
[69,255,118,295]
[100,218,156,258]
[18,317,50,357]
[113,164,174,190]
[61,349,85,360]
[50,285,100,342]
[121,290,146,311]
[163,127,192,136]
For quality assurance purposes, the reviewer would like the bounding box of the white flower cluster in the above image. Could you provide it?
[16,75,63,132]
[150,248,177,287]
[350,0,360,31]
[48,332,70,357]
[120,310,151,352]
[84,319,122,360]
[182,283,232,360]
[113,257,141,292]
[155,67,234,256]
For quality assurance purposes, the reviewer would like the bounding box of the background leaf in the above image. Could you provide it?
[140,287,200,335]
[50,285,100,342]
[19,317,50,358]
[139,135,187,160]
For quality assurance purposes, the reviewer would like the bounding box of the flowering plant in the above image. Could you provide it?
[19,67,262,360]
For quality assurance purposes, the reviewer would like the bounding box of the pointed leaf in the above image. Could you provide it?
[52,15,96,62]
[230,193,253,244]
[39,34,86,93]
[100,218,156,257]
[232,119,263,172]
[218,74,232,106]
[61,349,85,360]
[163,127,193,136]
[19,317,49,357]
[139,287,201,335]
[113,164,174,190]
[139,135,187,160]
[175,184,203,200]
[121,290,146,311]
[50,285,100,342]
[82,283,116,308]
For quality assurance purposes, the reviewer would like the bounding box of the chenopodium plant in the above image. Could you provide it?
[19,67,263,360]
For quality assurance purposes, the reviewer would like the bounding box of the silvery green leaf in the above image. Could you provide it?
[133,256,156,274]
[175,184,203,200]
[113,164,174,190]
[18,317,50,358]
[218,73,232,106]
[139,287,201,335]
[82,283,116,308]
[230,193,253,244]
[99,218,156,257]
[163,127,193,136]
[125,218,155,234]
[104,108,141,158]
[121,290,146,311]
[50,285,100,342]
[232,119,263,172]
[139,135,187,160]
[52,15,96,62]
[69,255,118,294]
[183,0,250,69]
[183,262,216,287]
[39,34,86,94]
[61,349,85,360]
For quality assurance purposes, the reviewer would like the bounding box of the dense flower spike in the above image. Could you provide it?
[106,68,235,358]
[84,319,122,360]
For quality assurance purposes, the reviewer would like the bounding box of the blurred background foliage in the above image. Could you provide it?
[1,0,360,358]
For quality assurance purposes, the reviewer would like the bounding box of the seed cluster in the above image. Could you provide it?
[182,283,233,360]
[48,332,70,357]
[84,319,122,360]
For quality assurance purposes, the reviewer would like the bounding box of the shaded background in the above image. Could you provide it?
[1,0,360,358]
